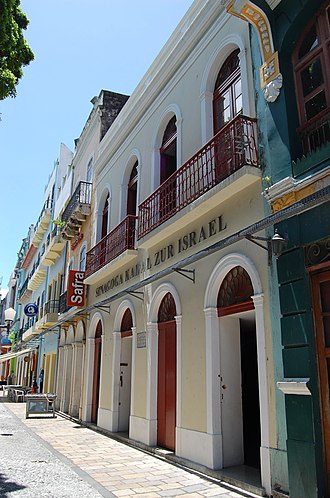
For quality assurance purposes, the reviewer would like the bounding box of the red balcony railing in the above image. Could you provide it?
[138,114,258,239]
[85,215,137,278]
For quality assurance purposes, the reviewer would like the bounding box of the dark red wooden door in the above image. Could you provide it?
[157,320,176,450]
[311,270,330,493]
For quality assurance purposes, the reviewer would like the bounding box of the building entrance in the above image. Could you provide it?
[218,266,261,470]
[311,269,330,494]
[91,320,102,424]
[157,292,177,451]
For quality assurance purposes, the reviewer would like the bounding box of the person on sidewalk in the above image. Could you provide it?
[32,377,38,394]
[39,369,44,393]
[7,371,14,385]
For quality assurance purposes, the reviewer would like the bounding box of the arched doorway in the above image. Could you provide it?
[118,309,133,432]
[91,320,102,424]
[213,49,242,133]
[218,266,260,469]
[157,292,177,450]
[127,162,138,217]
[160,117,177,219]
[213,49,242,180]
[101,193,109,239]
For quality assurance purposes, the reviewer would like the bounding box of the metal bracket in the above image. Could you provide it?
[127,291,144,302]
[93,305,111,315]
[245,235,272,265]
[76,312,90,319]
[173,268,195,283]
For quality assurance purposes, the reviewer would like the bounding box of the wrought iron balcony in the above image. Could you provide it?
[62,181,92,239]
[17,277,30,302]
[85,215,137,279]
[299,109,330,156]
[31,198,53,247]
[59,291,72,314]
[138,114,258,239]
[41,226,65,266]
[36,300,59,330]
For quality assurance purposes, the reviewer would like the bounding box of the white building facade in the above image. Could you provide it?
[80,1,276,495]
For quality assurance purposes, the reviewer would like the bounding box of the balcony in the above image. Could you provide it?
[85,215,137,284]
[17,277,32,304]
[58,291,72,315]
[293,110,330,177]
[40,226,66,266]
[31,198,53,247]
[22,317,40,342]
[27,253,46,291]
[138,115,259,243]
[62,181,92,240]
[36,300,59,330]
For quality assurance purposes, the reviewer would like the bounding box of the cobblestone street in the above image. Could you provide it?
[0,396,261,498]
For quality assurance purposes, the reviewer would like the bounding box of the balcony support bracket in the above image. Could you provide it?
[127,291,144,302]
[173,268,195,284]
[93,305,111,315]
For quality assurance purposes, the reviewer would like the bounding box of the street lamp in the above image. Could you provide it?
[0,307,16,339]
[4,307,16,334]
[245,230,288,265]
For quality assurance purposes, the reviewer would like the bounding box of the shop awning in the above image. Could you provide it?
[0,348,34,363]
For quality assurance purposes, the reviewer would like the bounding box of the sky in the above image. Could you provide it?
[0,0,194,290]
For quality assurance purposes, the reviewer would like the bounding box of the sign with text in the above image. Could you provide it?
[67,270,85,307]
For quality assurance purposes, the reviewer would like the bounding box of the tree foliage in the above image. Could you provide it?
[0,0,34,100]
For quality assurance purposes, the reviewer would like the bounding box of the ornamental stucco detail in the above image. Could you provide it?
[227,0,282,102]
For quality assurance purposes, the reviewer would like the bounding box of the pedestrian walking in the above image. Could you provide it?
[39,369,44,393]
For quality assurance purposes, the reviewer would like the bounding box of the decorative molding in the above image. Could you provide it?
[277,378,311,396]
[305,238,330,267]
[263,166,330,212]
[227,1,282,102]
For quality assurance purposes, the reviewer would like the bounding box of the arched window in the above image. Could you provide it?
[127,161,138,216]
[86,158,93,183]
[160,116,177,184]
[101,194,109,239]
[213,49,242,134]
[120,308,133,337]
[293,3,330,154]
[158,292,177,322]
[217,266,254,316]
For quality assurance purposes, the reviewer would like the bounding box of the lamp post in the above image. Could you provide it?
[4,307,16,334]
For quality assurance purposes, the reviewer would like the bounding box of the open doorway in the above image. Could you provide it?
[218,266,261,470]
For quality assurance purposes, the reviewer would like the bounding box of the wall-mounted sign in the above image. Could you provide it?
[71,233,84,250]
[24,303,38,317]
[95,215,227,298]
[137,331,147,349]
[67,270,85,307]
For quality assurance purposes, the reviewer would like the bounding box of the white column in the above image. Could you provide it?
[110,330,121,432]
[82,337,95,422]
[146,322,158,446]
[97,334,105,419]
[130,326,137,417]
[252,293,271,497]
[61,345,73,413]
[79,341,86,420]
[204,307,223,469]
[56,346,64,410]
[69,342,83,417]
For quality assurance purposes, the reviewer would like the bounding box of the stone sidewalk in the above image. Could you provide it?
[1,397,260,498]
